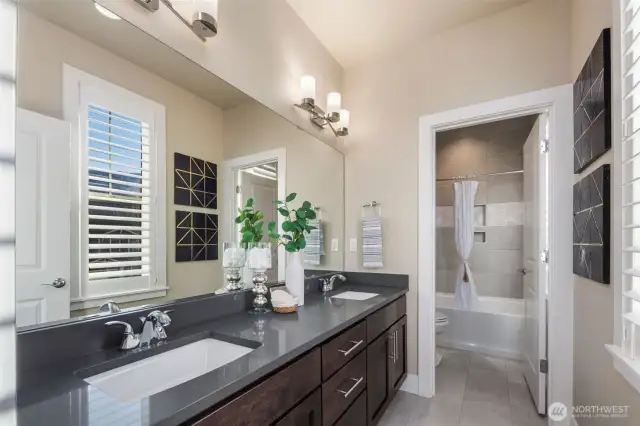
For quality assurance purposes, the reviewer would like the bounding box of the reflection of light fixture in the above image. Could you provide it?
[131,0,217,41]
[294,76,349,137]
[95,3,122,20]
[169,0,218,39]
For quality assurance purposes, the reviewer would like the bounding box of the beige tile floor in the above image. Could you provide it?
[379,348,547,426]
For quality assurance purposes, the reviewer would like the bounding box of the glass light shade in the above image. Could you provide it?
[300,75,316,100]
[95,3,122,20]
[338,109,350,128]
[194,0,218,20]
[326,92,342,114]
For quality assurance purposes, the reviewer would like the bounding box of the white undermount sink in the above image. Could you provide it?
[84,338,254,402]
[331,291,379,301]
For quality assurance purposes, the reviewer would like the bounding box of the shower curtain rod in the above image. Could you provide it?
[436,169,524,182]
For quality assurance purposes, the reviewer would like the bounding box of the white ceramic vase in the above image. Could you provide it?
[285,251,305,306]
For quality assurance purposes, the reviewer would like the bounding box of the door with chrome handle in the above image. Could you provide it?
[388,330,398,362]
[41,278,66,288]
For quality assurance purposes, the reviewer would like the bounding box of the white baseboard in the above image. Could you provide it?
[400,374,419,395]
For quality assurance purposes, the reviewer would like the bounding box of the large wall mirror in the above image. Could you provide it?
[15,1,344,329]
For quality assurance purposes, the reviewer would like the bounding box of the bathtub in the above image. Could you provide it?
[435,292,524,360]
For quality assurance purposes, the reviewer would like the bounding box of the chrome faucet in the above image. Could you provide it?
[105,310,173,350]
[320,274,346,293]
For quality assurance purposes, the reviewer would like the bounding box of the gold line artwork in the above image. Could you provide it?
[174,152,218,210]
[175,210,218,261]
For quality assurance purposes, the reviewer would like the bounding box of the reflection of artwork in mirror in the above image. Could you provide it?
[174,153,217,209]
[176,211,219,262]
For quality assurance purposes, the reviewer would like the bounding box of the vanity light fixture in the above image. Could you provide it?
[95,3,122,20]
[295,76,349,137]
[131,0,217,41]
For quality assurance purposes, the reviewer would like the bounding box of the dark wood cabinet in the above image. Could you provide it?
[186,296,407,426]
[192,349,321,426]
[334,391,367,426]
[322,351,367,426]
[389,316,407,393]
[274,389,322,426]
[366,331,392,424]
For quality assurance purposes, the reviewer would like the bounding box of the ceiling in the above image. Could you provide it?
[20,0,251,110]
[286,0,531,68]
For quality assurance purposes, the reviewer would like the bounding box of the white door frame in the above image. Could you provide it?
[0,0,17,422]
[222,148,286,282]
[418,85,574,424]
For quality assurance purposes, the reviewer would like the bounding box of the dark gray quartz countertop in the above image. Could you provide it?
[17,284,407,426]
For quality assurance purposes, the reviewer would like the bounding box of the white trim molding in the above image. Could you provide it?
[222,148,287,282]
[400,374,419,395]
[63,64,167,305]
[0,0,17,422]
[418,85,574,424]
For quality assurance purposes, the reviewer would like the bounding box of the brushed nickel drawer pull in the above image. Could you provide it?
[336,377,363,399]
[388,333,396,360]
[337,339,364,356]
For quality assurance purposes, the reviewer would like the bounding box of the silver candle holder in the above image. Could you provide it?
[222,242,246,292]
[247,242,272,314]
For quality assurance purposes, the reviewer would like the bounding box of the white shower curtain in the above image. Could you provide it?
[453,181,479,309]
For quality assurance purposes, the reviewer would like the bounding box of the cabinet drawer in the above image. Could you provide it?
[192,349,321,426]
[367,296,406,343]
[321,320,366,381]
[334,390,367,426]
[321,351,366,426]
[274,388,321,426]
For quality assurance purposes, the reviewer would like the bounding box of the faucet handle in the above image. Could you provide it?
[105,321,134,335]
[106,321,140,350]
[147,310,172,326]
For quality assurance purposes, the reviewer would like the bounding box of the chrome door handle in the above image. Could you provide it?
[337,340,364,357]
[520,268,530,276]
[41,278,66,288]
[336,377,363,399]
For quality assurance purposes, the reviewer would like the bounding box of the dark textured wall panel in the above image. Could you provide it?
[573,29,611,173]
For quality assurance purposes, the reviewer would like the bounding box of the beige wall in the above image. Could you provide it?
[435,117,535,299]
[101,0,343,150]
[223,101,344,271]
[17,10,225,312]
[570,1,640,423]
[342,0,571,374]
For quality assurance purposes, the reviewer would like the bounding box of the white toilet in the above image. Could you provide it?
[435,311,449,367]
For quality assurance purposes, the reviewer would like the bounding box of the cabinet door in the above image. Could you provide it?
[274,388,321,426]
[390,316,407,392]
[366,331,391,423]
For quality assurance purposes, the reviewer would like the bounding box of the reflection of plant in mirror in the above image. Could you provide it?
[235,198,264,248]
[268,193,316,253]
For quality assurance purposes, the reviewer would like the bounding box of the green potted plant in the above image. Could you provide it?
[235,198,265,288]
[268,192,316,305]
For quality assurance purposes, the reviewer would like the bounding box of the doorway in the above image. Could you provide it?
[236,162,279,281]
[222,149,286,282]
[417,86,574,425]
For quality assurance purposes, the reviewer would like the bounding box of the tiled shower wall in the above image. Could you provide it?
[435,116,536,299]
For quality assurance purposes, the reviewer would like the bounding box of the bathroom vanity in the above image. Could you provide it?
[190,295,407,426]
[17,278,408,426]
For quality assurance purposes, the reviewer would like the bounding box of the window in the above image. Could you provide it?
[609,0,640,393]
[64,65,166,309]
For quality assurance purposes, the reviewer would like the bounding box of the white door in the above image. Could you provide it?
[239,169,278,281]
[16,109,71,327]
[522,114,548,415]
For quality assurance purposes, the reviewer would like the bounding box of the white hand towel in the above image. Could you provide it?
[362,216,383,268]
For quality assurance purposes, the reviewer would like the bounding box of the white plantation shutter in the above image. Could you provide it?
[65,65,166,305]
[85,106,152,289]
[620,0,640,363]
